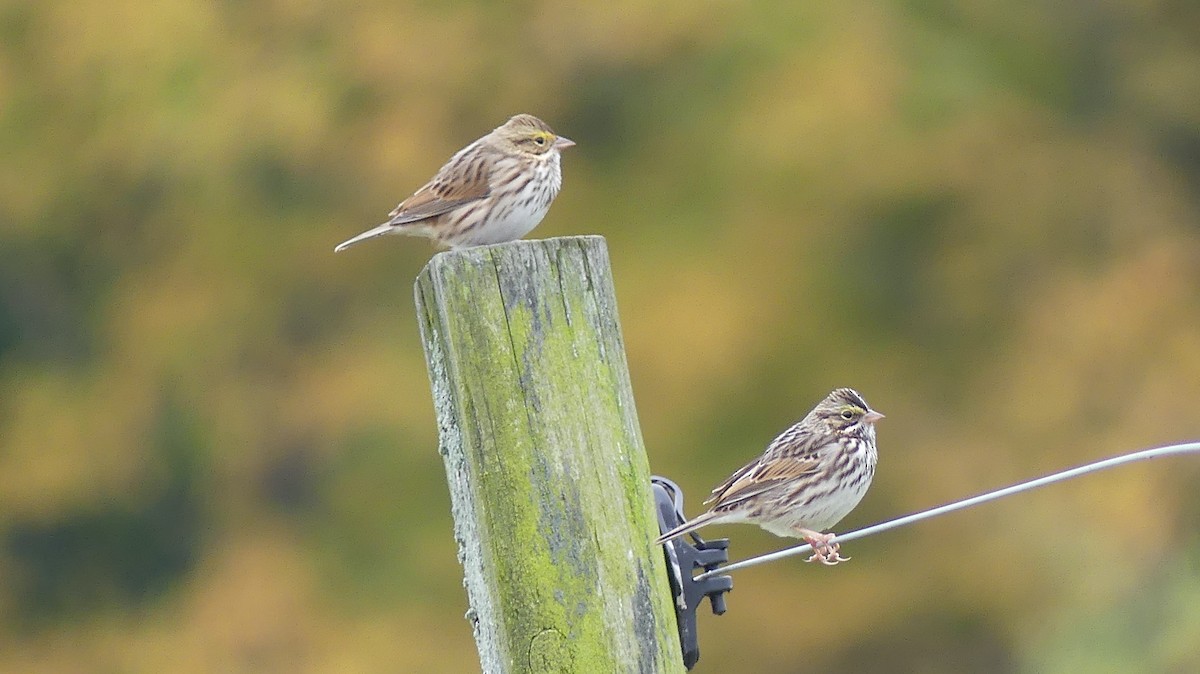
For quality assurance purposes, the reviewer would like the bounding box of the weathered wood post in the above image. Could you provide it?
[414,236,684,673]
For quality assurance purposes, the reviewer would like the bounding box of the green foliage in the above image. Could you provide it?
[1,0,1199,671]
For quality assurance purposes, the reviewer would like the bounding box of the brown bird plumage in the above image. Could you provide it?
[656,388,884,565]
[334,114,574,251]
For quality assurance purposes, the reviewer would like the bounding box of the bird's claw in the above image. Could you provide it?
[802,533,850,565]
[805,549,850,565]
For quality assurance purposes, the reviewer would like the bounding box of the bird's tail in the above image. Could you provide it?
[654,510,724,545]
[334,223,395,252]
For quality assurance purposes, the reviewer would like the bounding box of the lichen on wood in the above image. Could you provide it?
[415,236,683,673]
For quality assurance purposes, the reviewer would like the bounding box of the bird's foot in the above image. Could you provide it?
[801,531,849,565]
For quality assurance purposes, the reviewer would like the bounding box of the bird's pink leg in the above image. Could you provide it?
[795,529,849,565]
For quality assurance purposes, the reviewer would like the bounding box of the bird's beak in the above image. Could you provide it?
[554,136,576,150]
[863,411,885,424]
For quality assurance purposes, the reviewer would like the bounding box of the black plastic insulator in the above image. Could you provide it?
[652,476,733,670]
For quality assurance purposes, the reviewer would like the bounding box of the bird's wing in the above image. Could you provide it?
[760,420,825,458]
[704,455,822,511]
[386,144,493,224]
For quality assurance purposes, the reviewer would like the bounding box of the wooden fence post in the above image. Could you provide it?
[414,236,684,673]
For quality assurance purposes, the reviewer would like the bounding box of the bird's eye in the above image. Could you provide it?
[534,135,547,145]
[840,409,855,420]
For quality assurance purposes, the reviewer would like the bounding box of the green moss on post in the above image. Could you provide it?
[415,236,684,674]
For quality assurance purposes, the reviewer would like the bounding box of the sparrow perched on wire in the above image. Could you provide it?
[656,388,883,565]
[334,114,574,251]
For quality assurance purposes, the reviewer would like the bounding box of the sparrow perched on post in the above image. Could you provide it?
[335,114,574,251]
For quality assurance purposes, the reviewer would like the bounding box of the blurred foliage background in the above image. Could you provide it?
[2,0,1199,672]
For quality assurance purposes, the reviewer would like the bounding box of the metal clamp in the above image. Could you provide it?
[652,476,732,670]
